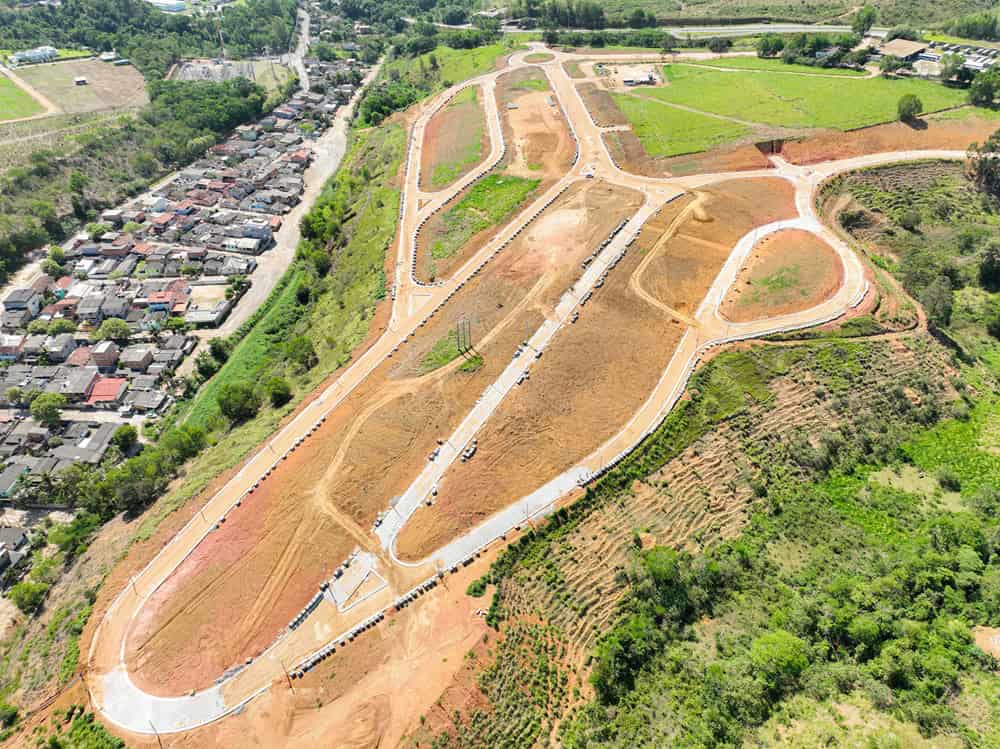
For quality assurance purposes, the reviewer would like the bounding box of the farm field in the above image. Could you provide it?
[14,58,148,114]
[0,72,44,121]
[420,85,488,190]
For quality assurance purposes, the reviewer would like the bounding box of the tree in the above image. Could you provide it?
[48,319,76,335]
[756,34,784,58]
[93,318,131,343]
[68,171,89,195]
[852,4,876,35]
[898,208,922,231]
[707,37,731,54]
[111,424,138,453]
[286,335,318,371]
[980,241,1000,289]
[879,55,908,75]
[939,53,968,82]
[920,276,954,328]
[968,130,1000,199]
[266,376,292,407]
[749,630,810,694]
[969,69,1000,106]
[216,382,260,424]
[8,580,50,614]
[897,93,922,121]
[84,222,110,240]
[30,392,66,428]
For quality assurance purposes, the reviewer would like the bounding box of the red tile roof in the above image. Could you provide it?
[86,377,127,405]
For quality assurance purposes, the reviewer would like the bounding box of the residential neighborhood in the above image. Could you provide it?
[0,74,367,567]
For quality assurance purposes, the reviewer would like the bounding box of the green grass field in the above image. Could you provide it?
[431,173,539,259]
[394,44,511,88]
[639,64,968,132]
[683,57,865,76]
[0,73,44,121]
[429,87,486,188]
[611,91,750,157]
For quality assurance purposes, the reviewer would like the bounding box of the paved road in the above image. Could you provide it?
[86,42,964,735]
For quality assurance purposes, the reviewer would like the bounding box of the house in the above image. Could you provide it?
[65,346,92,367]
[60,366,99,402]
[222,237,261,254]
[9,46,58,65]
[879,39,928,61]
[0,528,28,570]
[43,333,77,362]
[3,288,42,318]
[76,294,106,324]
[0,465,28,498]
[0,335,25,362]
[119,345,153,371]
[91,340,120,369]
[51,423,116,465]
[185,300,231,327]
[21,334,47,360]
[102,297,129,320]
[85,377,128,407]
[127,389,168,413]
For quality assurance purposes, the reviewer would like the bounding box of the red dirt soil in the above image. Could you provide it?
[720,228,843,322]
[122,182,634,697]
[396,192,693,561]
[604,129,770,177]
[781,113,998,164]
[413,67,576,284]
[638,178,798,318]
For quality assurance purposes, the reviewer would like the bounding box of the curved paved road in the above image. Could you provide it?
[86,42,965,736]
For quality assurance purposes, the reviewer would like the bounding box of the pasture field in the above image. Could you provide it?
[643,64,967,130]
[15,58,148,114]
[429,173,540,259]
[611,91,750,157]
[683,56,865,76]
[0,73,44,121]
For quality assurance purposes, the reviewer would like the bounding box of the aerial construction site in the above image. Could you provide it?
[74,41,1000,747]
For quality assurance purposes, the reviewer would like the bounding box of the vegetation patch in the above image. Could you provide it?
[0,73,43,121]
[430,173,539,260]
[684,56,866,76]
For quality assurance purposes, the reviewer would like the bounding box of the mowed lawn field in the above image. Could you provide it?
[611,92,749,157]
[0,73,44,121]
[683,57,865,76]
[15,58,148,114]
[648,64,967,131]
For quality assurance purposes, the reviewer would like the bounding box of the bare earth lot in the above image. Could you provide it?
[720,228,843,322]
[15,58,148,114]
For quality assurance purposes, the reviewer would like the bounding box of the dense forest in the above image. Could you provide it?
[0,0,297,77]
